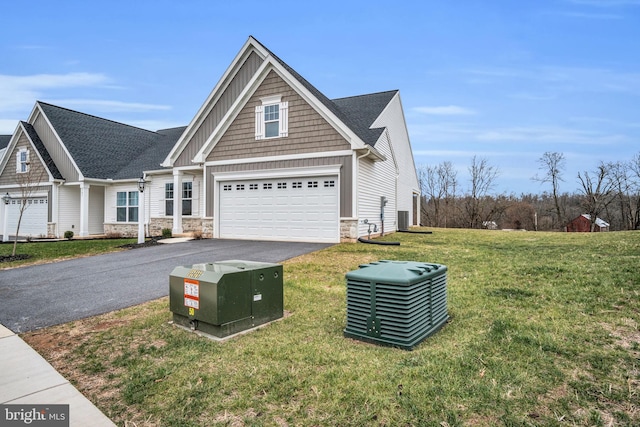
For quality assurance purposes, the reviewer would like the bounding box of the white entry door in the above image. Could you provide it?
[218,175,339,243]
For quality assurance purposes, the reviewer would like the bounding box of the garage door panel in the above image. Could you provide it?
[6,198,48,237]
[219,175,338,243]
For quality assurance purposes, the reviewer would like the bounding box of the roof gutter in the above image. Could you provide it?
[355,145,386,162]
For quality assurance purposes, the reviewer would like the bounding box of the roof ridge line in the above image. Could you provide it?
[36,101,163,135]
[331,90,399,102]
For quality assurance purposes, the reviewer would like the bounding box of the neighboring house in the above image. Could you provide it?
[0,135,10,163]
[482,221,498,230]
[0,108,185,239]
[0,36,420,243]
[566,214,610,232]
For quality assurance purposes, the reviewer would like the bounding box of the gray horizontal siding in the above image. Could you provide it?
[0,133,49,185]
[207,70,351,162]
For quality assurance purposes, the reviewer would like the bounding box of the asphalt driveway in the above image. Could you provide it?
[0,239,331,333]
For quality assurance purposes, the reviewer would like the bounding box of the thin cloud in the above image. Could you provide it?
[413,106,477,116]
[474,126,628,145]
[465,66,640,95]
[558,11,623,18]
[566,0,640,6]
[0,120,19,135]
[0,72,111,113]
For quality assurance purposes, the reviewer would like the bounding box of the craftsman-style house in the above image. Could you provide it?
[0,37,420,243]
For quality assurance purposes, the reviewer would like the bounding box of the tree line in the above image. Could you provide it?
[418,152,640,232]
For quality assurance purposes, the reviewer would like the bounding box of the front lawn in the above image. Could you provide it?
[0,238,137,268]
[23,229,640,426]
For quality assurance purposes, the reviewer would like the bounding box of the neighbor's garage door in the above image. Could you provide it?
[6,197,48,237]
[219,176,339,243]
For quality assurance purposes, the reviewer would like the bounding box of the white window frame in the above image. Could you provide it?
[255,95,288,140]
[182,181,192,216]
[16,148,30,173]
[116,191,139,223]
[165,183,174,216]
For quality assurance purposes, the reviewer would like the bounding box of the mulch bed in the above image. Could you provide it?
[118,236,164,249]
[0,254,31,263]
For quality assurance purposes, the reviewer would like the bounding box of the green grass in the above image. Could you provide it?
[23,229,640,426]
[0,238,136,268]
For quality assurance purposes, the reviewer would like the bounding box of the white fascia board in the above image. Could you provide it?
[34,103,85,181]
[204,149,353,167]
[213,164,342,182]
[143,168,175,176]
[162,38,268,167]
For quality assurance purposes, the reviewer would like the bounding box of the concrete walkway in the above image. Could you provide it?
[0,324,115,426]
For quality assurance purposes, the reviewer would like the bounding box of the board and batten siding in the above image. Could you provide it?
[370,92,419,226]
[174,51,264,167]
[207,70,351,162]
[32,112,79,181]
[205,155,353,218]
[57,185,81,236]
[357,131,397,237]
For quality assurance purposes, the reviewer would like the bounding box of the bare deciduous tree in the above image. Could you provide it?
[418,161,458,227]
[533,151,566,228]
[629,153,640,230]
[577,162,615,232]
[465,156,499,228]
[11,158,47,256]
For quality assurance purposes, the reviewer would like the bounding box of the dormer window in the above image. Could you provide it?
[255,95,288,140]
[16,148,29,173]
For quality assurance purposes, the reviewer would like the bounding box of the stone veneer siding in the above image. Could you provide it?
[340,219,358,241]
[105,218,214,239]
[106,218,346,241]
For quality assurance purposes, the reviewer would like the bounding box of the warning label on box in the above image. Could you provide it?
[184,279,199,310]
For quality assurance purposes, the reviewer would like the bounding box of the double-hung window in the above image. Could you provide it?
[117,191,138,222]
[165,183,174,216]
[165,182,192,216]
[255,95,288,140]
[182,182,192,216]
[16,148,29,173]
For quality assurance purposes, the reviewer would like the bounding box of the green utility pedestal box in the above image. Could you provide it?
[344,260,448,350]
[169,260,283,338]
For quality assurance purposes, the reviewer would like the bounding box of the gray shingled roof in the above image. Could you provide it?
[252,37,395,147]
[113,126,187,179]
[332,91,397,145]
[37,102,183,179]
[21,122,63,180]
[0,135,11,150]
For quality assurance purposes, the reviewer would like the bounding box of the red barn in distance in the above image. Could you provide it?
[566,214,610,232]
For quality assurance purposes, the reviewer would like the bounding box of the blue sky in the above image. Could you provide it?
[1,0,638,195]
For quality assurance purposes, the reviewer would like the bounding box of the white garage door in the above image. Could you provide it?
[6,197,48,237]
[219,175,339,243]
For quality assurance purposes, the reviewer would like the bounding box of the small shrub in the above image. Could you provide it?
[161,228,172,239]
[105,231,122,239]
[64,230,74,240]
[192,230,203,240]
